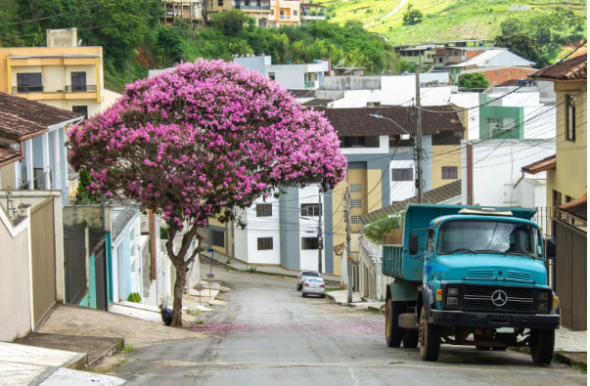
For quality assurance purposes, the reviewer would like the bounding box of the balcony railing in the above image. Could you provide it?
[233,2,270,9]
[12,85,97,93]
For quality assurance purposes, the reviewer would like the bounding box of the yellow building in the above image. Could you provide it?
[0,28,104,120]
[529,54,587,209]
[269,0,301,27]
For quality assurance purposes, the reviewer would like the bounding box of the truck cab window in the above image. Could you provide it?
[427,229,434,252]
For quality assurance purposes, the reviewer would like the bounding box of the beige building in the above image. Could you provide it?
[269,0,301,27]
[0,28,104,119]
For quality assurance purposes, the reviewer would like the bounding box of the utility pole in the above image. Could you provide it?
[415,63,423,203]
[317,188,323,274]
[345,183,352,304]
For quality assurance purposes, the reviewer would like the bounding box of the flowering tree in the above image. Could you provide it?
[68,59,347,327]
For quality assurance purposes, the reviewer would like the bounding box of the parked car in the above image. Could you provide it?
[301,277,326,298]
[297,270,321,291]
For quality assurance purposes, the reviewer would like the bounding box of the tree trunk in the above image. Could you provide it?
[171,261,188,327]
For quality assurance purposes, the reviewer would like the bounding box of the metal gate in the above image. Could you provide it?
[90,228,108,310]
[553,219,587,331]
[30,198,56,328]
[64,223,87,303]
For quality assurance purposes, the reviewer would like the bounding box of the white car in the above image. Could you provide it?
[297,270,321,291]
[301,277,326,298]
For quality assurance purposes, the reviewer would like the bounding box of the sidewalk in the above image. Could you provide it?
[325,290,587,368]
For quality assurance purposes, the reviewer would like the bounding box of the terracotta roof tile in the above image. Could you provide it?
[0,146,21,165]
[0,92,82,139]
[559,194,587,221]
[521,155,556,174]
[319,106,464,136]
[360,179,462,224]
[529,55,587,81]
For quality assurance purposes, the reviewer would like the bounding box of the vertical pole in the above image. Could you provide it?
[415,63,423,203]
[318,188,323,274]
[345,184,352,304]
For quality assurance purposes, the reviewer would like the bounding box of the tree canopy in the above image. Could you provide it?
[457,73,489,92]
[403,4,423,26]
[68,59,347,326]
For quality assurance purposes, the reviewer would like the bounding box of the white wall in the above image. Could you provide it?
[389,159,415,203]
[339,135,389,155]
[298,185,324,271]
[461,139,555,207]
[450,92,480,140]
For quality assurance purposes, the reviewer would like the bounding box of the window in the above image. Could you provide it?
[351,216,361,224]
[301,203,321,216]
[441,166,458,180]
[301,237,319,250]
[350,183,361,193]
[566,195,575,203]
[351,199,362,208]
[488,117,502,129]
[268,72,275,80]
[17,73,42,93]
[257,237,273,250]
[218,0,223,6]
[212,230,224,247]
[293,10,297,16]
[566,94,576,141]
[392,168,413,181]
[340,136,379,148]
[71,72,87,92]
[256,203,272,217]
[72,106,88,120]
[552,190,562,208]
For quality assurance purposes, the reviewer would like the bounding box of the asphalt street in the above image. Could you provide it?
[109,262,587,385]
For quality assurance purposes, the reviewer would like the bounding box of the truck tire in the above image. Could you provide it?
[385,299,403,348]
[403,329,419,349]
[530,329,555,365]
[419,306,441,361]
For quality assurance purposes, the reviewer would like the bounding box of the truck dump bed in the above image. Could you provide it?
[382,204,536,281]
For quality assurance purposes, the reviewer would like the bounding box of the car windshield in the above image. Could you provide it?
[302,272,319,277]
[436,220,542,258]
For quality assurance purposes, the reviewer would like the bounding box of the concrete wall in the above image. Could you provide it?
[0,206,32,341]
[461,139,555,207]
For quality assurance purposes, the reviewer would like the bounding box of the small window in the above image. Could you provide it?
[72,105,88,120]
[301,237,319,250]
[350,183,362,193]
[392,168,413,181]
[351,199,362,208]
[301,203,321,216]
[351,216,361,224]
[293,10,297,16]
[552,190,562,208]
[566,94,576,141]
[212,230,224,247]
[256,203,272,217]
[71,72,87,92]
[218,0,223,6]
[16,73,42,93]
[441,166,458,180]
[268,72,275,80]
[488,117,502,129]
[257,237,273,250]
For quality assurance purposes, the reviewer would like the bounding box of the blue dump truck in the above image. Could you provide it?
[383,204,559,364]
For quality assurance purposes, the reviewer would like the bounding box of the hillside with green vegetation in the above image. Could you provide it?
[0,0,585,91]
[318,0,586,54]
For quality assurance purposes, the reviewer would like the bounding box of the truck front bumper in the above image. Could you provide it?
[429,310,560,330]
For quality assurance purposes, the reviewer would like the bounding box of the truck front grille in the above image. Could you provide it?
[442,284,549,314]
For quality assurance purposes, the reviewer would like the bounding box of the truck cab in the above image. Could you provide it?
[382,204,559,364]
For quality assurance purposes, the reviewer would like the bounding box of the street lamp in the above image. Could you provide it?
[369,112,423,203]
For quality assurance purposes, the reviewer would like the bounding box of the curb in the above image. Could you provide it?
[553,351,587,369]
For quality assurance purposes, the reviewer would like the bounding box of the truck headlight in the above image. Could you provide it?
[537,301,549,311]
[447,297,459,305]
[538,291,549,300]
[447,287,459,295]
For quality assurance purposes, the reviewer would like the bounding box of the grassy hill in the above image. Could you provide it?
[315,0,586,48]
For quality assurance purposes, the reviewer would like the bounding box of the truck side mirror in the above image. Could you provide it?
[409,234,419,255]
[545,237,556,259]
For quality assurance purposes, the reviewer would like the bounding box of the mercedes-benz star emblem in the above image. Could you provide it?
[491,290,508,307]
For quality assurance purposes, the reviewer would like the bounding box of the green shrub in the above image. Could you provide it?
[127,292,141,303]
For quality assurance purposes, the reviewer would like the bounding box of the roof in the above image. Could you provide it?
[0,92,83,140]
[449,49,535,68]
[319,106,464,137]
[559,194,587,221]
[521,155,556,174]
[0,146,21,165]
[111,207,140,241]
[301,3,325,8]
[529,54,587,81]
[360,179,462,224]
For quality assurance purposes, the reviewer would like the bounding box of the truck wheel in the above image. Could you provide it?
[385,299,403,348]
[403,329,419,348]
[530,329,555,365]
[419,306,441,361]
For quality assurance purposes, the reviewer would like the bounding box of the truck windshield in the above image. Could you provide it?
[437,220,542,258]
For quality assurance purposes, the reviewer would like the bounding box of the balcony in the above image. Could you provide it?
[12,85,97,94]
[233,1,270,10]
